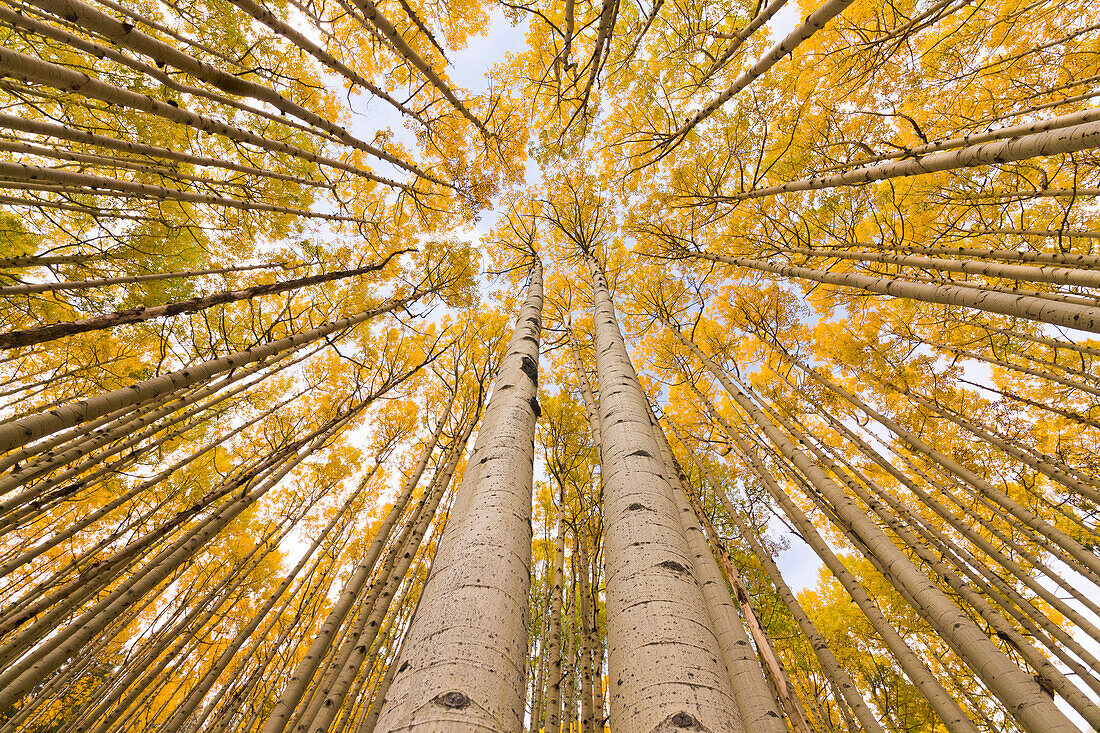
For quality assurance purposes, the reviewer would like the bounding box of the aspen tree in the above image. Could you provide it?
[259,402,454,733]
[0,293,422,452]
[666,418,885,733]
[301,421,475,733]
[374,260,544,731]
[0,402,361,709]
[575,520,597,733]
[0,114,328,189]
[696,120,1100,202]
[670,324,1079,733]
[798,418,1100,727]
[562,568,579,732]
[783,352,1100,584]
[0,254,408,349]
[528,536,553,733]
[6,0,1100,728]
[685,250,1100,334]
[586,253,742,731]
[655,416,813,733]
[695,383,980,732]
[545,512,567,733]
[653,423,788,733]
[159,464,384,733]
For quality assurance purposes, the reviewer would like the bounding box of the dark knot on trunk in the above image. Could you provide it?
[433,691,471,709]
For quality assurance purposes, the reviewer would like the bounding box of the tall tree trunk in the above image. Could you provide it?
[662,0,856,146]
[586,254,742,732]
[259,402,454,733]
[562,573,578,733]
[698,385,979,733]
[20,0,445,184]
[545,514,567,733]
[0,252,405,350]
[0,113,328,189]
[649,415,787,733]
[688,250,1100,333]
[529,542,553,733]
[670,325,1079,733]
[576,522,597,733]
[301,423,473,733]
[781,246,1100,288]
[373,260,544,731]
[0,47,403,187]
[0,404,357,709]
[706,119,1100,201]
[785,353,1100,585]
[0,261,288,296]
[668,417,885,733]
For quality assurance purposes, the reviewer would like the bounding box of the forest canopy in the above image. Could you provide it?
[0,0,1099,731]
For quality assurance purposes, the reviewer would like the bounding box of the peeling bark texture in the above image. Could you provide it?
[373,260,544,731]
[587,254,742,732]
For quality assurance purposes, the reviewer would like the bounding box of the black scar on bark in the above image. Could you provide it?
[670,712,700,728]
[657,560,689,573]
[433,691,471,709]
[529,396,542,418]
[628,449,652,458]
[627,502,649,511]
[519,355,538,385]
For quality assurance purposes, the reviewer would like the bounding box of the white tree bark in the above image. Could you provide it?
[373,261,544,731]
[672,328,1080,733]
[712,119,1100,201]
[690,250,1100,333]
[0,296,412,452]
[587,255,742,732]
[783,246,1100,288]
[648,413,786,732]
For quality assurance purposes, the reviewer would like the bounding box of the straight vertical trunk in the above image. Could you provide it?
[587,255,741,732]
[529,545,553,733]
[576,523,597,733]
[649,416,787,733]
[373,261,544,731]
[545,515,567,733]
[562,575,578,733]
[666,415,885,733]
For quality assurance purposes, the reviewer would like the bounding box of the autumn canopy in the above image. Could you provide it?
[0,0,1098,730]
